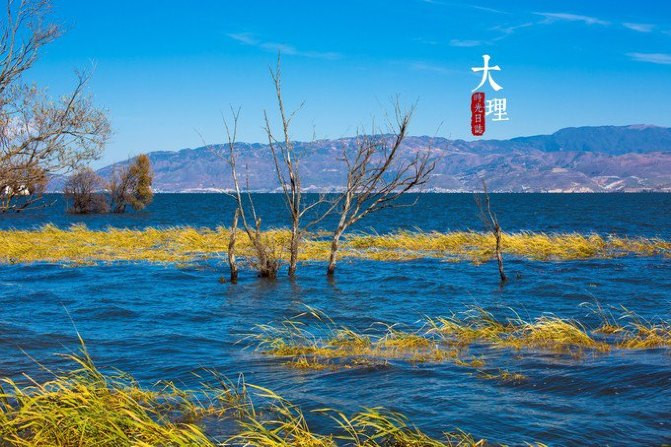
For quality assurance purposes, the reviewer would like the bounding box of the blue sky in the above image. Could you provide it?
[25,0,671,166]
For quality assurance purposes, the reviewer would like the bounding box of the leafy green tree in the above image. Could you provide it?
[109,154,153,213]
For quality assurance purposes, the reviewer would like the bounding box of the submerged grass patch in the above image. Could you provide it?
[246,308,463,368]
[249,306,671,372]
[1,224,669,265]
[427,309,609,354]
[477,369,528,385]
[616,323,671,349]
[249,310,586,372]
[588,303,671,349]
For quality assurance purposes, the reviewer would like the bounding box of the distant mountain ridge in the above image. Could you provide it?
[93,125,671,193]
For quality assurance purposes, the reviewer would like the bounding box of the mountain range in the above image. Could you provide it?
[94,125,671,193]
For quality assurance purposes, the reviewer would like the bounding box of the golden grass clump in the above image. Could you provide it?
[0,338,221,446]
[426,308,515,345]
[249,305,671,372]
[323,407,488,447]
[343,230,670,262]
[248,306,629,373]
[1,225,668,265]
[247,308,461,368]
[587,304,671,349]
[616,322,671,349]
[504,317,610,353]
[232,385,337,447]
[427,309,609,354]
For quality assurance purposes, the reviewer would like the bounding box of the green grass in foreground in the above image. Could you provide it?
[1,224,669,265]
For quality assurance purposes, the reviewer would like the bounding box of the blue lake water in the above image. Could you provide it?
[1,193,670,446]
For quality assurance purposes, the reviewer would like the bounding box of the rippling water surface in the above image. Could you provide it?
[1,194,670,446]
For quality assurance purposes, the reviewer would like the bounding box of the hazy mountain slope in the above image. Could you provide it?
[93,125,671,192]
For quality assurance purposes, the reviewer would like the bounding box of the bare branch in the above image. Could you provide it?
[326,100,435,275]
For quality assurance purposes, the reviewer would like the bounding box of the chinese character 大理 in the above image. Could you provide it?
[471,54,503,92]
[486,98,509,121]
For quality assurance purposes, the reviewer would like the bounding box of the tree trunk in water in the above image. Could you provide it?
[288,224,299,278]
[327,229,344,276]
[258,256,278,279]
[228,210,239,283]
[249,234,277,279]
[495,228,507,283]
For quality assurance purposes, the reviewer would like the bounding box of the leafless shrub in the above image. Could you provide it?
[63,167,108,214]
[211,57,433,280]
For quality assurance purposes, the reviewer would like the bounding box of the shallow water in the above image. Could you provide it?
[1,194,670,446]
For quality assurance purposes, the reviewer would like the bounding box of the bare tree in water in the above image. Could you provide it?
[326,104,435,276]
[263,56,330,278]
[0,0,110,212]
[208,107,281,281]
[475,180,507,284]
[63,167,108,214]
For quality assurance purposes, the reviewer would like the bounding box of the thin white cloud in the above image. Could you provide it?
[469,4,507,15]
[627,52,671,65]
[535,12,609,26]
[623,22,654,33]
[449,39,481,47]
[227,32,341,60]
[228,32,257,45]
[421,0,508,14]
[490,22,535,39]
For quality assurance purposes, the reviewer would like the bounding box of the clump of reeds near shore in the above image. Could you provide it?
[0,340,507,447]
[0,337,225,446]
[0,224,669,265]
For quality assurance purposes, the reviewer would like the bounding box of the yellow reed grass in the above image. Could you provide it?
[0,337,222,446]
[247,308,462,367]
[251,305,671,373]
[1,225,668,265]
[504,317,610,353]
[429,309,610,354]
[426,308,515,345]
[321,406,488,447]
[587,304,671,349]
